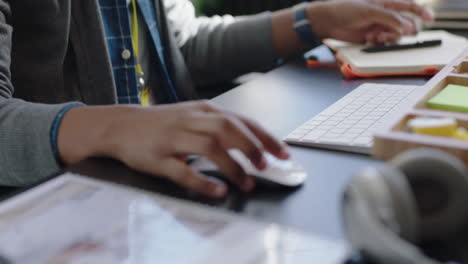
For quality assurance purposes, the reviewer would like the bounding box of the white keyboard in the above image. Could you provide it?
[285,83,419,154]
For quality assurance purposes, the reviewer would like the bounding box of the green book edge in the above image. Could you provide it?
[427,102,468,112]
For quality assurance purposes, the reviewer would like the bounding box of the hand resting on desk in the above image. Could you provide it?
[271,0,433,57]
[308,0,433,44]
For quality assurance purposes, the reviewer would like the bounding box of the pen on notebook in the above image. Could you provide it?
[361,39,442,53]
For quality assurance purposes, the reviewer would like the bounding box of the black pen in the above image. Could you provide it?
[361,39,442,53]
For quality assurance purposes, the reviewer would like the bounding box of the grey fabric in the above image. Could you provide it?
[164,0,277,86]
[0,0,278,186]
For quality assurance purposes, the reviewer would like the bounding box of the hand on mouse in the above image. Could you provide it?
[58,101,290,198]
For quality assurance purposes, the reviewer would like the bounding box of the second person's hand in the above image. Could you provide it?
[306,0,427,44]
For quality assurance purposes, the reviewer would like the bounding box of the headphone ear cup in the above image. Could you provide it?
[342,167,434,264]
[379,166,419,243]
[390,148,468,241]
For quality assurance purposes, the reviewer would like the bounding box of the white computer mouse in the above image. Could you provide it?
[190,149,308,187]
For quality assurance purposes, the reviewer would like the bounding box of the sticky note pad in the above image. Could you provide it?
[408,117,457,136]
[427,84,468,113]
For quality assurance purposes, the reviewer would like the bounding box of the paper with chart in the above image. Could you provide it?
[0,173,348,264]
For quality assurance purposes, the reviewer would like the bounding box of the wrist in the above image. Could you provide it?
[293,3,321,48]
[57,105,139,165]
[305,2,330,40]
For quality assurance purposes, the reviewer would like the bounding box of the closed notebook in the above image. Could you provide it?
[323,30,468,78]
[427,84,468,112]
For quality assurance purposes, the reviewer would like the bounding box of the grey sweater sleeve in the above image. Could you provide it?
[163,0,278,86]
[0,2,78,186]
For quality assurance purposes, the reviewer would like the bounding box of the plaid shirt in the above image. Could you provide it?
[98,0,179,104]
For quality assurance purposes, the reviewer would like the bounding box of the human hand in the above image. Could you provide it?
[59,101,290,198]
[364,0,433,23]
[306,0,430,44]
[361,0,434,43]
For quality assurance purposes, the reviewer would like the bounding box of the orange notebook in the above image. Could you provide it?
[317,30,468,78]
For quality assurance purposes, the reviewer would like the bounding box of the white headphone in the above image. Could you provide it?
[342,148,468,264]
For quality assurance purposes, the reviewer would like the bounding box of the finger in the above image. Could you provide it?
[366,6,413,35]
[206,148,255,192]
[173,132,254,191]
[380,0,434,23]
[401,14,419,35]
[193,100,221,113]
[235,115,290,160]
[184,112,267,170]
[376,32,400,44]
[365,26,385,45]
[197,101,290,160]
[166,100,219,115]
[158,158,228,198]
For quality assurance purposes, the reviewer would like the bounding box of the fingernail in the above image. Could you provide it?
[378,34,386,43]
[258,157,267,170]
[214,184,227,197]
[395,27,403,35]
[280,148,291,159]
[244,177,255,192]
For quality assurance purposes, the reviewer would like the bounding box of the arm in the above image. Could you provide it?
[163,0,277,86]
[164,0,433,84]
[0,1,81,186]
[0,1,289,198]
[271,0,434,57]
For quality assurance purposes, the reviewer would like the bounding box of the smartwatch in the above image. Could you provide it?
[293,5,320,48]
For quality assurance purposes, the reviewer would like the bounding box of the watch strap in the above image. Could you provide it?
[293,5,320,48]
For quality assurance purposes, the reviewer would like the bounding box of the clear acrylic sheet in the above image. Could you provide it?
[0,173,347,264]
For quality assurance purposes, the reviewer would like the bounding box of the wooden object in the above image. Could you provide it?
[373,47,468,164]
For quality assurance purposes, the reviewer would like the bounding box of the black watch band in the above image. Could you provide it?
[293,5,320,48]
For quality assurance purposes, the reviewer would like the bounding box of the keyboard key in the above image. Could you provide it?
[352,124,371,130]
[335,112,351,117]
[302,130,327,142]
[329,116,346,122]
[353,137,373,146]
[357,119,376,125]
[312,115,330,121]
[300,126,316,131]
[286,132,305,141]
[331,128,347,134]
[322,120,340,126]
[306,120,323,126]
[318,137,353,145]
[348,128,365,134]
[342,119,357,125]
[324,132,342,138]
[336,124,353,129]
[317,125,335,131]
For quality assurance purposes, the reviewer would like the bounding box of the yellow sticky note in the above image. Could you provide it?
[408,117,457,137]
